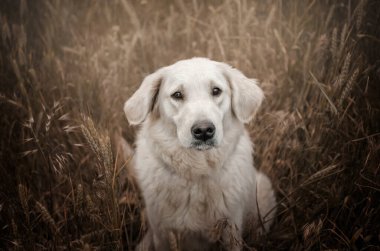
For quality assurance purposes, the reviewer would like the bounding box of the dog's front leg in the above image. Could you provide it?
[152,232,171,251]
[135,229,154,251]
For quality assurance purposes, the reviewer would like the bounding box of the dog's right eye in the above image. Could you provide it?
[171,91,183,100]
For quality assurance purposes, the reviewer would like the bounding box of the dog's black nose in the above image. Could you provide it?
[191,121,215,141]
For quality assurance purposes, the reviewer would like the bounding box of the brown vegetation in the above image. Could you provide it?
[0,0,379,250]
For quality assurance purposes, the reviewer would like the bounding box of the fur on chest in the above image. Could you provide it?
[146,172,232,232]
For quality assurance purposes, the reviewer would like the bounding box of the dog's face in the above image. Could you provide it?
[158,60,230,150]
[124,58,263,150]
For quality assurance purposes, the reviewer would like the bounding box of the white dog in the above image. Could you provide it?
[124,58,276,251]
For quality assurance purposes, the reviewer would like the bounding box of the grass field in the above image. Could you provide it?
[0,0,379,250]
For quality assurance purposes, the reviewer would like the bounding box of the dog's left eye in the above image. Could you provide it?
[212,87,222,96]
[171,91,184,100]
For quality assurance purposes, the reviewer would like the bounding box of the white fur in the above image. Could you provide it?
[124,58,276,251]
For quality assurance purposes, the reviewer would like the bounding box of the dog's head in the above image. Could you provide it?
[124,58,263,150]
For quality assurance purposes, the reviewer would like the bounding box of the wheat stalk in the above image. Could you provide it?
[85,194,97,213]
[35,201,59,234]
[339,23,348,57]
[338,68,360,110]
[11,218,18,238]
[303,219,323,241]
[81,115,114,183]
[0,1,377,250]
[355,0,367,31]
[303,164,342,186]
[324,4,335,30]
[81,121,102,161]
[335,52,351,92]
[80,230,105,242]
[85,195,102,223]
[18,184,29,223]
[100,136,112,179]
[330,27,338,62]
[76,183,84,213]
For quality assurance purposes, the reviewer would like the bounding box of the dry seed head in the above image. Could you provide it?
[76,184,83,209]
[209,218,241,248]
[339,68,360,110]
[45,114,52,133]
[305,165,339,185]
[85,195,96,213]
[226,223,242,249]
[168,231,180,251]
[341,53,351,82]
[355,0,367,31]
[11,59,23,83]
[1,17,11,43]
[20,0,27,18]
[95,189,106,200]
[18,47,26,66]
[16,24,27,49]
[100,136,112,179]
[89,213,101,224]
[303,222,314,241]
[209,218,228,242]
[335,53,351,91]
[80,230,105,242]
[303,219,323,241]
[330,28,338,62]
[339,23,348,56]
[314,34,329,56]
[11,218,18,237]
[85,117,99,139]
[51,153,68,174]
[303,42,312,81]
[105,136,113,169]
[83,243,92,251]
[264,5,276,31]
[120,0,140,30]
[18,184,29,221]
[81,125,102,161]
[85,195,101,223]
[35,201,58,233]
[324,5,335,30]
[81,115,114,175]
[28,68,39,85]
[119,191,139,205]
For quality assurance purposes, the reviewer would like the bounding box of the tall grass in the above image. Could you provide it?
[0,0,379,250]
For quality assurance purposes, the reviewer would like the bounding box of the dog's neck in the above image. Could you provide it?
[144,118,246,180]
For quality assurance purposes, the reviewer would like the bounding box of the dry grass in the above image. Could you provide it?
[0,0,379,250]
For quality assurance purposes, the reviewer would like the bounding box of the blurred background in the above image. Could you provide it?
[0,0,379,250]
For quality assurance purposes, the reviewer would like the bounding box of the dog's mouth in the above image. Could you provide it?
[191,140,216,151]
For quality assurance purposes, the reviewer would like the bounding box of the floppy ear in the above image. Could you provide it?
[123,69,164,125]
[219,63,264,123]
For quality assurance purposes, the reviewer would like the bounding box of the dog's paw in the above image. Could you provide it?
[256,172,277,233]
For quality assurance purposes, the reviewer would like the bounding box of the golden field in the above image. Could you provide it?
[0,0,379,250]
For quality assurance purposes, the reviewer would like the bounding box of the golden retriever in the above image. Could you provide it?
[124,58,276,251]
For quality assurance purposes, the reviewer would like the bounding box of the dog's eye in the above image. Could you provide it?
[212,87,222,96]
[171,91,183,100]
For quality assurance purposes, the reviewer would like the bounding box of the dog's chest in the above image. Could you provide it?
[151,172,231,231]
